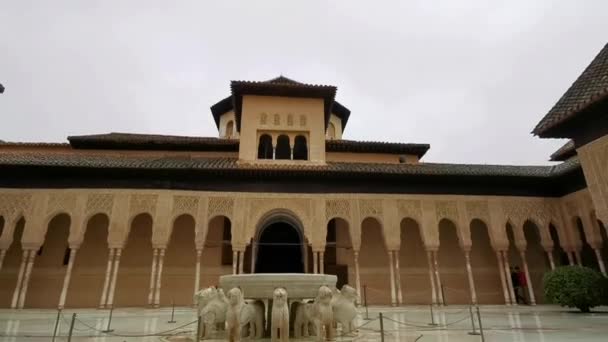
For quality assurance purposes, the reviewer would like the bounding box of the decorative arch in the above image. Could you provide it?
[257,134,273,159]
[437,217,469,304]
[161,213,196,305]
[360,216,391,304]
[399,217,432,304]
[0,217,25,307]
[275,135,291,160]
[225,120,234,138]
[293,135,308,160]
[469,218,503,303]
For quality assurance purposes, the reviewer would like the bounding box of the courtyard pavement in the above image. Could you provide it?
[0,304,607,341]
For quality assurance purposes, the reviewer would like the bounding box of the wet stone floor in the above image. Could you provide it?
[0,304,607,341]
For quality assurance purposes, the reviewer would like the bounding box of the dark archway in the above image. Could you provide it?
[255,222,303,273]
[293,135,308,160]
[257,134,273,159]
[575,217,598,270]
[275,135,291,160]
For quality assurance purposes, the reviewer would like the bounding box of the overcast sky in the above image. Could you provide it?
[1,1,606,165]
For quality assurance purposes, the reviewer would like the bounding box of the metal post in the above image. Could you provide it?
[52,309,62,342]
[441,285,446,306]
[428,304,437,326]
[468,305,480,335]
[363,285,370,320]
[379,312,385,342]
[196,315,201,341]
[102,306,114,333]
[67,313,76,342]
[476,306,485,342]
[168,299,176,323]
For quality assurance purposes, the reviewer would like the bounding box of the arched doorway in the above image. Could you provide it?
[255,213,304,274]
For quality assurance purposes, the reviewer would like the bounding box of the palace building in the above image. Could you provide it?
[1,43,608,309]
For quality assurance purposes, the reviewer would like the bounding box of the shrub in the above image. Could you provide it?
[543,266,605,312]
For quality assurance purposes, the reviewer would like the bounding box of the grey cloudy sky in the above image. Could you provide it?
[1,1,606,165]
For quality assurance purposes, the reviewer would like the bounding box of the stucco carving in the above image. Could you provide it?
[465,201,489,222]
[435,201,458,221]
[273,113,280,125]
[0,193,31,219]
[287,113,294,126]
[85,193,114,216]
[397,200,421,220]
[325,199,350,220]
[565,200,579,217]
[129,194,158,216]
[299,114,306,126]
[260,112,268,125]
[502,200,530,226]
[172,195,199,217]
[46,193,77,216]
[208,197,234,219]
[359,199,382,218]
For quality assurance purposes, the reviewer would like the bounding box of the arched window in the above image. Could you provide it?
[257,134,273,159]
[327,122,336,139]
[225,120,234,138]
[293,135,308,160]
[275,135,291,160]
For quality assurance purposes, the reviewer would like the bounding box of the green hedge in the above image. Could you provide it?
[543,266,606,312]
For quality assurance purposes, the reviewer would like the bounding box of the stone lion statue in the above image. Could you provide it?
[331,284,359,336]
[240,300,265,339]
[271,287,289,342]
[193,286,228,339]
[293,300,316,338]
[226,287,245,342]
[312,285,335,341]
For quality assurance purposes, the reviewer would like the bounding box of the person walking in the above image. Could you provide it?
[517,266,528,304]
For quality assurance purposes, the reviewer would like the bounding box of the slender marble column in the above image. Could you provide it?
[154,249,165,307]
[232,251,238,275]
[567,251,575,265]
[519,250,536,305]
[193,249,202,305]
[11,250,29,309]
[496,251,510,305]
[464,251,477,305]
[574,250,582,266]
[0,249,6,272]
[353,251,361,303]
[107,248,122,308]
[546,251,556,270]
[18,250,36,309]
[319,251,325,274]
[594,248,607,276]
[388,251,396,306]
[99,248,115,308]
[251,243,257,273]
[148,249,159,306]
[432,251,444,305]
[58,248,77,309]
[426,250,437,305]
[238,250,244,275]
[501,251,517,305]
[313,252,318,274]
[394,251,403,305]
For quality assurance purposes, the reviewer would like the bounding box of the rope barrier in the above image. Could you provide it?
[71,315,198,338]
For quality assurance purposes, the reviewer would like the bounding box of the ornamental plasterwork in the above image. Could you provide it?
[325,199,350,220]
[85,193,114,216]
[502,200,532,226]
[299,115,307,126]
[465,201,489,222]
[397,200,421,220]
[359,199,382,218]
[260,112,268,125]
[207,197,234,219]
[0,193,31,218]
[46,193,77,216]
[273,114,280,125]
[248,198,310,227]
[435,201,458,221]
[287,114,294,126]
[129,194,158,215]
[565,201,579,217]
[172,195,199,217]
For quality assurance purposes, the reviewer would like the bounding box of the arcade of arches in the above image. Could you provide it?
[1,190,608,309]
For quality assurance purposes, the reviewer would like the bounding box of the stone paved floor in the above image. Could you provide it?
[0,305,607,341]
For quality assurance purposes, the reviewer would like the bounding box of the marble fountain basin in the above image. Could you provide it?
[219,273,337,300]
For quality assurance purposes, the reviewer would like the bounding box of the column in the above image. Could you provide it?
[394,251,403,306]
[426,250,437,305]
[11,250,29,309]
[464,250,477,305]
[18,249,36,309]
[353,251,361,303]
[388,251,396,306]
[313,252,318,274]
[319,251,325,274]
[106,248,122,308]
[496,250,510,305]
[193,248,202,305]
[272,145,276,160]
[432,251,444,305]
[546,250,556,270]
[519,250,536,305]
[0,249,6,272]
[567,251,575,265]
[574,250,582,266]
[99,248,115,308]
[58,248,77,309]
[231,251,237,274]
[251,243,257,273]
[594,248,607,276]
[148,248,159,306]
[154,248,165,307]
[501,251,517,306]
[238,250,244,275]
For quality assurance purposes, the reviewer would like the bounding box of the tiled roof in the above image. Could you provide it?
[533,42,608,136]
[0,152,580,178]
[67,133,239,151]
[549,140,576,161]
[326,139,429,158]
